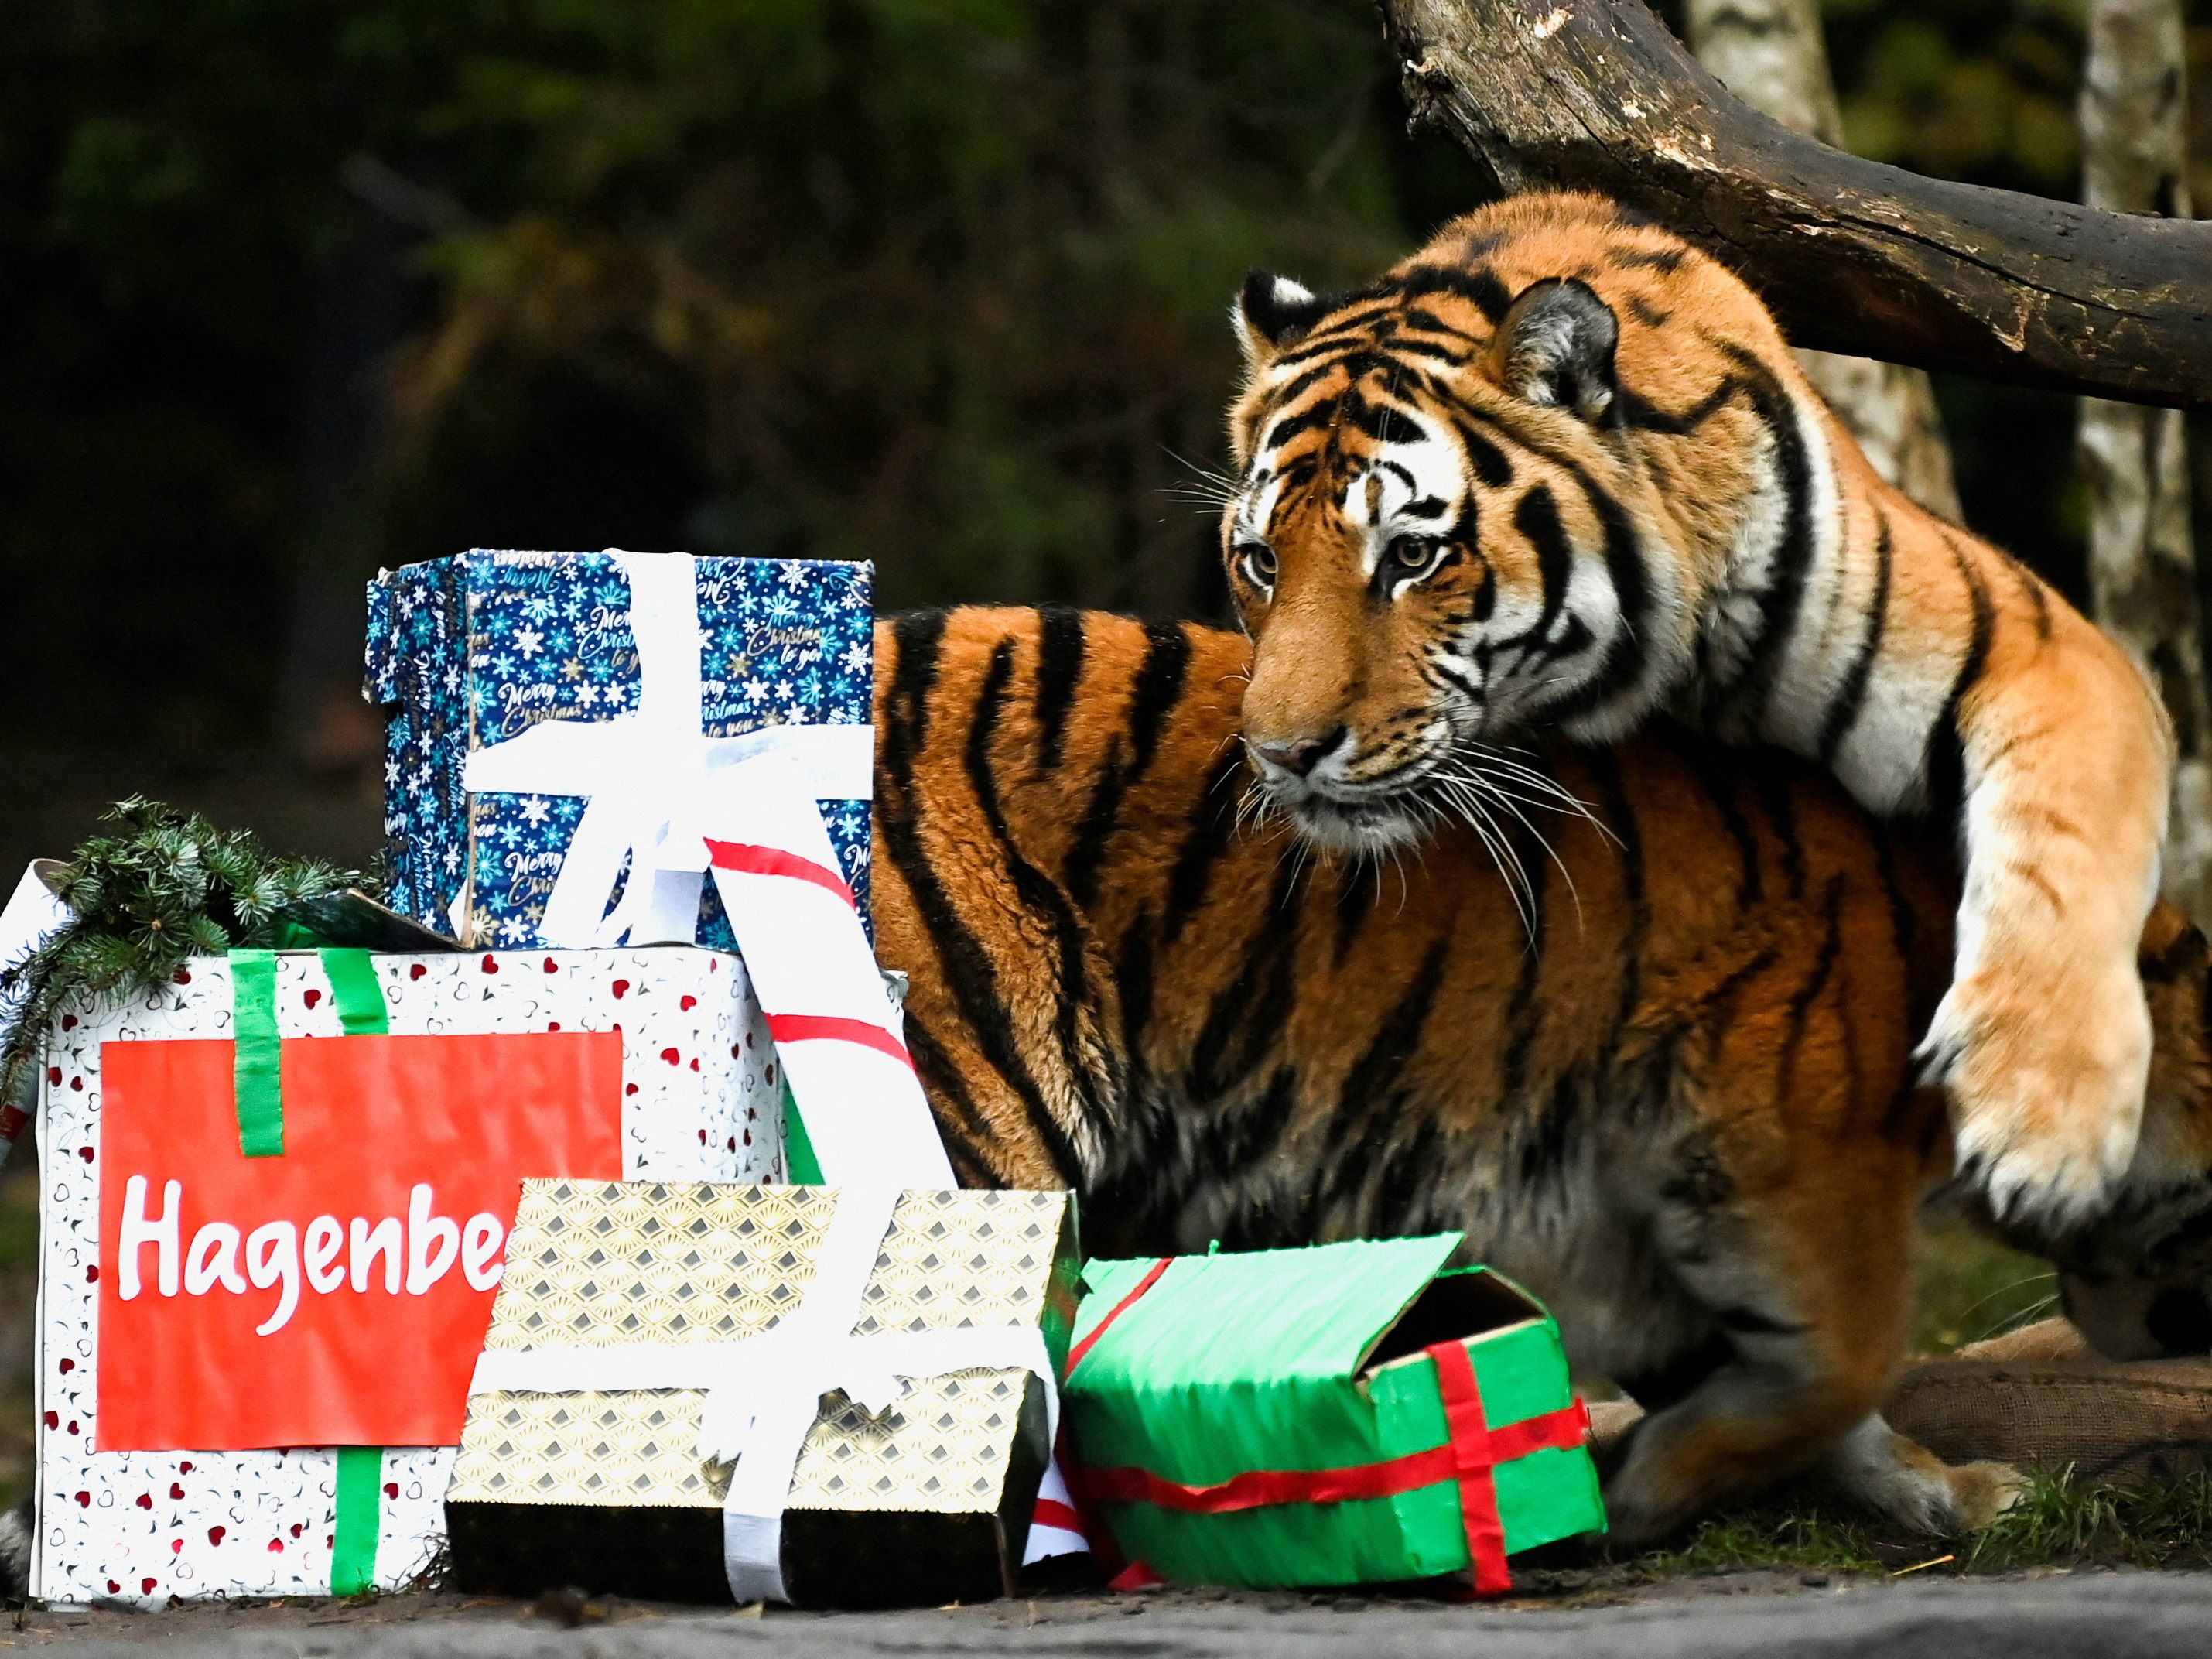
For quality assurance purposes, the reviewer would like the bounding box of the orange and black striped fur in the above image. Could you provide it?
[1220,191,2171,1240]
[872,607,2212,1545]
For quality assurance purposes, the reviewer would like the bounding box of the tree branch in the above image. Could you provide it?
[1376,0,2212,410]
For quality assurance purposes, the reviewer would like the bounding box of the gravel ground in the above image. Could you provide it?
[2,1570,2209,1658]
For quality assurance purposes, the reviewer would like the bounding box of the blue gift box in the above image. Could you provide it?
[364,549,874,949]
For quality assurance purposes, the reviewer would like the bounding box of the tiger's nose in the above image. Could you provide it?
[1252,727,1346,778]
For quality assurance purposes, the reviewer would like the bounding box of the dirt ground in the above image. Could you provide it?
[4,1569,2212,1659]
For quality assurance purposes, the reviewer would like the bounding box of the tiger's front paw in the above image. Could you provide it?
[1917,953,2151,1230]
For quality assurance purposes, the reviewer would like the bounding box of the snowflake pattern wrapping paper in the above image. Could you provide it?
[364,549,874,950]
[32,946,784,1607]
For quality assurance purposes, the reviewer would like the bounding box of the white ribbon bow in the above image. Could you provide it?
[463,550,949,1190]
[461,551,872,950]
[467,1185,1056,1605]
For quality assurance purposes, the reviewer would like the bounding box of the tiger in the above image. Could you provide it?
[1216,190,2173,1238]
[870,605,2212,1546]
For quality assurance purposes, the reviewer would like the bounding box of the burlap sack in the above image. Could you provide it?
[1887,1319,2212,1483]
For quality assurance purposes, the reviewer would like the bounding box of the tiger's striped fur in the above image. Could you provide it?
[872,607,2212,1544]
[1219,191,2173,1239]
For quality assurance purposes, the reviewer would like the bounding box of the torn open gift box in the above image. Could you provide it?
[1060,1235,1605,1593]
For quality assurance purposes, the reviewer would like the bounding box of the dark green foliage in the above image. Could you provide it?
[3,0,2207,765]
[0,799,366,1101]
[0,0,1485,759]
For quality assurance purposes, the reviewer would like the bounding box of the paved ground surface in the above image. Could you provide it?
[3,1570,2209,1658]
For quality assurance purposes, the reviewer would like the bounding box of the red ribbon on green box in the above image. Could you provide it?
[1062,1243,1605,1596]
[228,948,389,1596]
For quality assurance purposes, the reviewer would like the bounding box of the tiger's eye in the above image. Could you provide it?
[1241,542,1278,581]
[1389,535,1439,571]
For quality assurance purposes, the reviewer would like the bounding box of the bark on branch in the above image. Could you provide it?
[1376,0,2212,410]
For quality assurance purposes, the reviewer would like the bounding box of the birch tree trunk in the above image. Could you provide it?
[1684,0,1961,521]
[2076,0,2211,925]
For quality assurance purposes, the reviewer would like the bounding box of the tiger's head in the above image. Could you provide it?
[1220,193,1790,855]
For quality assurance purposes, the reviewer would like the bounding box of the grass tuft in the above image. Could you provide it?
[1963,1466,2212,1572]
[1628,1512,1886,1579]
[1624,1466,2212,1585]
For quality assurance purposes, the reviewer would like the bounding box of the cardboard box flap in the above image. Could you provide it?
[1075,1234,1465,1394]
[271,889,460,953]
[361,557,467,706]
[1361,1266,1548,1383]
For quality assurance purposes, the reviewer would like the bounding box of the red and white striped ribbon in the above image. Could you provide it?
[690,758,953,1192]
[691,761,1091,1565]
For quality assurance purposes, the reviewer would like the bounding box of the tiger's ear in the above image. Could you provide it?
[1489,278,1619,423]
[1234,270,1332,372]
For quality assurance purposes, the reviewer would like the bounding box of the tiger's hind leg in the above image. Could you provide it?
[1601,1325,1898,1548]
[1598,1130,1925,1546]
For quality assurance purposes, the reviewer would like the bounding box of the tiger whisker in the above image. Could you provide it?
[1998,1291,2063,1333]
[1441,768,1585,932]
[1232,784,1270,840]
[1950,1270,2060,1341]
[1431,775,1537,915]
[1438,785,1539,941]
[1456,749,1622,850]
[1160,443,1238,483]
[1281,836,1314,907]
[1424,776,1538,941]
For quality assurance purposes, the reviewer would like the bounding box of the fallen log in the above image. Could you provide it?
[1376,0,2212,410]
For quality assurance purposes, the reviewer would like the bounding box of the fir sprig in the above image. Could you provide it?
[0,798,369,1103]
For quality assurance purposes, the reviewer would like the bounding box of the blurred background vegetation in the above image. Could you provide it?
[4,0,2208,878]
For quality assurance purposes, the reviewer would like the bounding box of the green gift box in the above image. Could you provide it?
[1060,1236,1605,1593]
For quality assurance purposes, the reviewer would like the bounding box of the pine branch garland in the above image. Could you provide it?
[0,799,371,1104]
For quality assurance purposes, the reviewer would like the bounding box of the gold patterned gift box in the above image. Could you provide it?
[445,1180,1079,1608]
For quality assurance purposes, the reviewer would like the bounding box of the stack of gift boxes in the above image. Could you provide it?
[24,548,1605,1612]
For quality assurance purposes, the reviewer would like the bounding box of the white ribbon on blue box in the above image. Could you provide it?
[462,551,951,1192]
[462,552,870,951]
[365,547,874,953]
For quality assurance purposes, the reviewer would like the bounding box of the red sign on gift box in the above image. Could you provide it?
[97,1031,622,1452]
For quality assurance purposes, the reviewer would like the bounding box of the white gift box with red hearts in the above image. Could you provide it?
[32,944,781,1607]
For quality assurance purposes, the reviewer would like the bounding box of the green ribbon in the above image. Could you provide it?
[317,949,389,1036]
[230,950,284,1158]
[330,1446,383,1596]
[781,1076,822,1184]
[229,949,391,1595]
[230,951,388,1154]
[320,954,389,1595]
